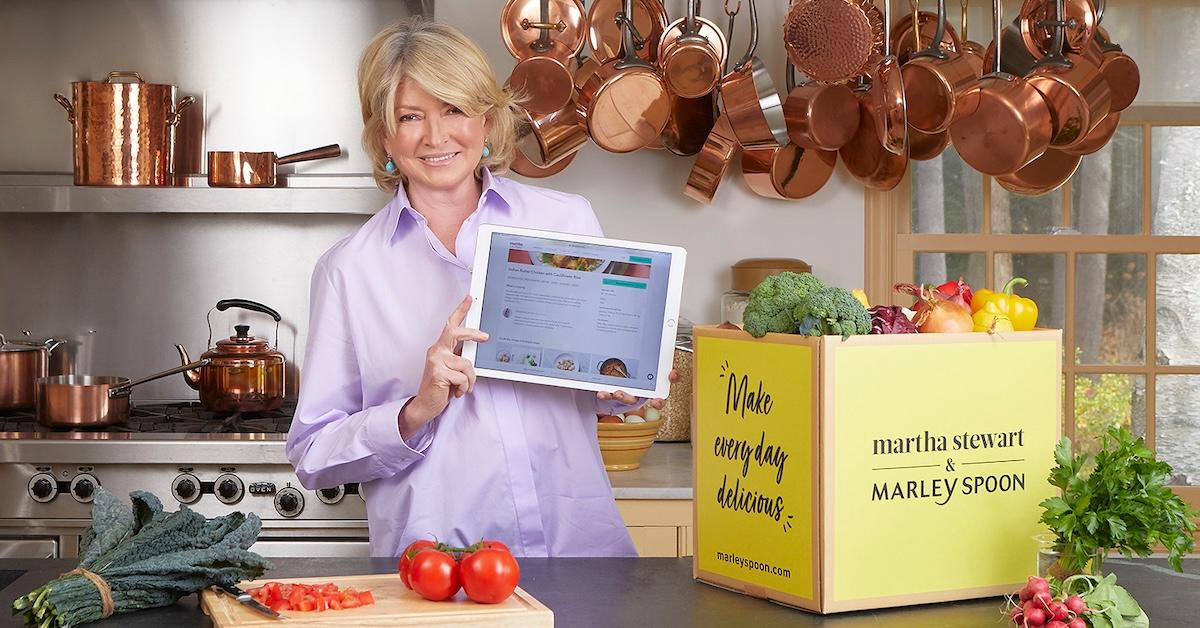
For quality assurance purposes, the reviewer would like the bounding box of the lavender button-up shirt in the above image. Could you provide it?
[286,171,637,558]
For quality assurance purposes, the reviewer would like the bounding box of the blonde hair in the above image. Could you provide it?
[358,17,522,192]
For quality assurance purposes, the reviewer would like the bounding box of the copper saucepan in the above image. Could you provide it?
[902,0,979,134]
[503,0,586,114]
[207,144,342,188]
[36,360,210,428]
[718,0,787,148]
[1023,0,1110,149]
[684,114,739,203]
[587,0,668,64]
[658,0,726,98]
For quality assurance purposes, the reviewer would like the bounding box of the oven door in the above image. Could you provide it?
[0,538,58,558]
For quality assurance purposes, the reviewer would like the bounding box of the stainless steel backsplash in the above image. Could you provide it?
[0,0,431,400]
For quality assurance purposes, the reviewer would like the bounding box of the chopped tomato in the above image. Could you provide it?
[327,597,343,611]
[341,594,363,609]
[268,600,292,613]
[298,598,316,612]
[357,590,374,605]
[251,581,373,612]
[321,583,339,595]
[288,587,305,607]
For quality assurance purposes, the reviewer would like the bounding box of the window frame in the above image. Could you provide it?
[865,104,1200,511]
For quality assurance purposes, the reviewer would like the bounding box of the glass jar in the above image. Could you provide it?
[1034,534,1106,579]
[721,258,812,327]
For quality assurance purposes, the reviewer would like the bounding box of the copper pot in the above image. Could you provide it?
[0,334,65,411]
[901,0,980,134]
[684,114,739,203]
[783,62,860,151]
[207,144,342,188]
[718,0,787,148]
[53,71,195,187]
[175,299,286,413]
[36,361,209,429]
[517,103,588,167]
[658,0,726,98]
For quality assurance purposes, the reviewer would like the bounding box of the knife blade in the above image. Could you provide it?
[216,583,285,620]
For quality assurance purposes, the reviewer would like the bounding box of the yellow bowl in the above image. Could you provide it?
[597,419,660,471]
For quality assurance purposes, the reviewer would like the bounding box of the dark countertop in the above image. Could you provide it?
[2,557,1197,627]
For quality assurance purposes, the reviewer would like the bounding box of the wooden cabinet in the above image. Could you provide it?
[616,499,693,558]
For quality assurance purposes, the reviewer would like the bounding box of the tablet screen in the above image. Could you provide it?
[476,230,674,392]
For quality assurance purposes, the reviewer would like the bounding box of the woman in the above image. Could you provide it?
[286,18,665,558]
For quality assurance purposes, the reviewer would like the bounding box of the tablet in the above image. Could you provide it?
[463,224,686,398]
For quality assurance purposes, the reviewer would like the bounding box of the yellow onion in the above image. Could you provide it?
[894,283,974,333]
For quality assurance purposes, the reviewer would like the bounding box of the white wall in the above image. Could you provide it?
[437,0,866,324]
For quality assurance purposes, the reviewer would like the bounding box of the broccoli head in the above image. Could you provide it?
[742,272,824,337]
[793,286,872,337]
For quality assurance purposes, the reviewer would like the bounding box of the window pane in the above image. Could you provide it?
[1152,127,1200,235]
[994,253,1065,330]
[1155,375,1200,486]
[911,146,982,234]
[1074,374,1146,460]
[1156,254,1200,365]
[1070,126,1141,235]
[1074,254,1146,365]
[915,253,985,289]
[991,179,1062,234]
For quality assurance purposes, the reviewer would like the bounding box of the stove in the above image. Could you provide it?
[0,401,370,559]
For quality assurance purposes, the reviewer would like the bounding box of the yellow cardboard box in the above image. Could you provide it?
[691,326,1062,613]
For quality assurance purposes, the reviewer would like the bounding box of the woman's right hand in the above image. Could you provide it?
[399,295,488,436]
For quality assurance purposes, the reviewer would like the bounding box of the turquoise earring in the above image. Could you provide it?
[482,143,491,159]
[384,157,395,173]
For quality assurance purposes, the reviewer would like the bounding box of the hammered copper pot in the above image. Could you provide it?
[53,71,195,186]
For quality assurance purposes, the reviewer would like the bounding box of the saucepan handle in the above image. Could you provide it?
[275,144,343,166]
[109,359,211,398]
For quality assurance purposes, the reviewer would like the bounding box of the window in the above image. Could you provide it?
[865,1,1200,512]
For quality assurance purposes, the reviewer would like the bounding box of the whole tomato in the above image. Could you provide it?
[398,539,437,589]
[460,548,520,604]
[408,549,461,601]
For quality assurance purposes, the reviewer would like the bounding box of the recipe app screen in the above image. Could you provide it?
[476,232,673,391]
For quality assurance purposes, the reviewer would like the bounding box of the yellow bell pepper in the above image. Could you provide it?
[851,288,870,309]
[972,301,1015,333]
[971,277,1039,331]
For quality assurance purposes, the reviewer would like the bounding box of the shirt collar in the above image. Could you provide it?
[386,168,512,244]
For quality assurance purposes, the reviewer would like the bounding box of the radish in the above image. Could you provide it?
[1067,618,1086,628]
[1009,605,1024,624]
[1019,586,1034,602]
[1064,595,1087,615]
[1047,601,1069,621]
[1032,590,1054,608]
[1023,604,1048,626]
[1046,621,1068,628]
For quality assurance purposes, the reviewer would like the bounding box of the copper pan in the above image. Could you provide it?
[958,0,986,75]
[1018,0,1096,56]
[949,0,1053,176]
[742,142,837,200]
[995,147,1081,194]
[783,61,860,151]
[909,127,951,160]
[518,102,589,166]
[784,0,884,84]
[36,360,209,429]
[1023,0,1111,149]
[981,21,1040,76]
[511,138,579,177]
[892,8,962,65]
[839,0,908,192]
[1060,110,1119,156]
[1094,25,1139,112]
[867,0,908,156]
[587,0,667,64]
[901,0,980,134]
[508,40,577,114]
[207,144,342,188]
[719,0,787,148]
[576,0,671,153]
[661,92,716,156]
[684,114,739,203]
[658,0,726,98]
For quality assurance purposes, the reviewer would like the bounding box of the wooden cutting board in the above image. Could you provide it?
[199,573,553,627]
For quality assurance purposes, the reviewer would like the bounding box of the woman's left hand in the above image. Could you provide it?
[597,369,680,409]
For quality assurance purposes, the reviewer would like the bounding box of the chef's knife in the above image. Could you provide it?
[216,583,284,620]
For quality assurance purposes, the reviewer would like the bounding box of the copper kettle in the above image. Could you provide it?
[175,299,285,412]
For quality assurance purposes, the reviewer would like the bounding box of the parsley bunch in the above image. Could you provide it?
[1039,426,1198,573]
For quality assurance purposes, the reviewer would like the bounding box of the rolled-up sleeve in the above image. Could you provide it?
[286,259,434,490]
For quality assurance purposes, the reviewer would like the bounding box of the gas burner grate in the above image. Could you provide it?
[1,401,296,434]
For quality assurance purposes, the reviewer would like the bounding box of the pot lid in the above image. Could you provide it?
[213,325,273,354]
[731,258,813,292]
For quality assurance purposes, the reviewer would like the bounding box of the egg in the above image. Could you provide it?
[624,415,646,423]
[598,415,623,424]
[643,407,661,421]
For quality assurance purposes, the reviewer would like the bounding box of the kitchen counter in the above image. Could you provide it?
[2,556,1197,627]
[608,442,693,500]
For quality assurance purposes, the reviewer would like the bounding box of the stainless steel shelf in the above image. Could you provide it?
[0,173,391,214]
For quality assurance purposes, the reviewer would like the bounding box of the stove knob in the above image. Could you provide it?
[316,486,344,505]
[275,487,304,518]
[70,473,99,503]
[172,473,202,504]
[214,473,244,505]
[28,474,58,503]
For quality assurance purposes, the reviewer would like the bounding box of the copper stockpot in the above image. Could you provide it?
[657,0,726,98]
[207,144,342,188]
[36,361,208,429]
[175,299,286,413]
[53,71,195,187]
[718,0,787,148]
[684,114,739,203]
[576,0,670,153]
[0,335,65,411]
